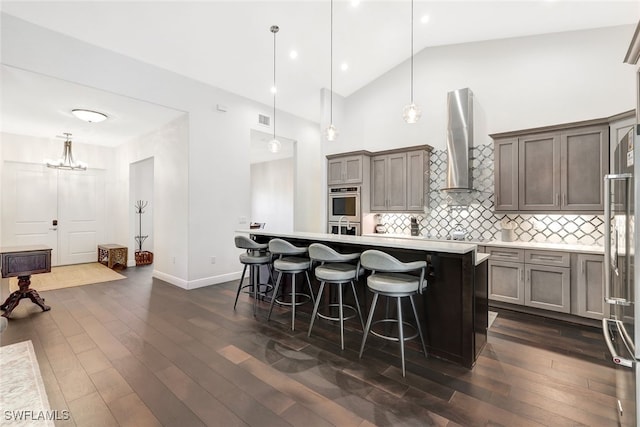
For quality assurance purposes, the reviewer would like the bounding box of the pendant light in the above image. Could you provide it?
[45,133,87,171]
[402,0,421,124]
[268,25,281,154]
[325,0,338,141]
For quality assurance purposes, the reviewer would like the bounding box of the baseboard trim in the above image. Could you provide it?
[152,270,242,290]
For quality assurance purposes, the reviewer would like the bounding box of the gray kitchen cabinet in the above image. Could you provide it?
[519,133,561,211]
[406,150,426,212]
[327,155,364,185]
[370,153,407,211]
[524,264,571,313]
[488,247,570,314]
[492,119,610,213]
[576,254,608,319]
[488,260,525,304]
[494,138,519,211]
[561,125,609,211]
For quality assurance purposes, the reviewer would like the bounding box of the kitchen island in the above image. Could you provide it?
[239,230,488,369]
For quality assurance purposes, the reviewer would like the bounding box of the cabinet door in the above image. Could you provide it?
[519,133,561,211]
[370,155,387,211]
[488,260,524,304]
[561,125,609,211]
[576,254,609,319]
[494,138,519,211]
[327,158,345,185]
[387,153,407,211]
[525,264,570,313]
[343,155,363,184]
[406,150,425,211]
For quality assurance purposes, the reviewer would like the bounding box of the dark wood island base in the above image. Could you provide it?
[245,230,489,369]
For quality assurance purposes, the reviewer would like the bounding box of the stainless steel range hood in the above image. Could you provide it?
[442,88,474,192]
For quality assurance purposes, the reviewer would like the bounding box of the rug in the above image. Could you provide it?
[488,311,498,328]
[0,340,54,426]
[9,263,125,293]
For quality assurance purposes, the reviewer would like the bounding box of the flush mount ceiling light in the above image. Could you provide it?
[71,109,108,123]
[402,0,422,124]
[268,25,281,154]
[325,0,338,142]
[45,133,87,171]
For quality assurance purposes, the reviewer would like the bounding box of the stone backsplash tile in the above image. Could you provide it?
[380,145,605,246]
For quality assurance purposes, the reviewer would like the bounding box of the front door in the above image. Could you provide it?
[1,161,106,266]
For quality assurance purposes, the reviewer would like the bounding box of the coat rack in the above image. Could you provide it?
[134,200,153,266]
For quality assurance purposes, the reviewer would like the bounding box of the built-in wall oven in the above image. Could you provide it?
[328,186,360,223]
[327,222,360,236]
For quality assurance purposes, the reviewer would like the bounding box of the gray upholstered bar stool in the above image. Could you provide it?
[234,235,275,315]
[359,249,428,377]
[307,243,365,350]
[267,238,315,331]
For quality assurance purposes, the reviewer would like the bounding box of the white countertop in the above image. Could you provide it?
[237,230,477,254]
[476,253,490,265]
[483,240,604,254]
[362,232,604,255]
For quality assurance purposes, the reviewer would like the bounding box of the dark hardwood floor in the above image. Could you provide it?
[0,266,622,426]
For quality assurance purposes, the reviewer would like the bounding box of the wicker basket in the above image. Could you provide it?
[135,251,154,266]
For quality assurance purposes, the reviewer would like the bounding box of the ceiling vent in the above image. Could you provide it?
[258,114,271,127]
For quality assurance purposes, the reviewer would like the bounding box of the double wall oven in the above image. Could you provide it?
[328,186,361,235]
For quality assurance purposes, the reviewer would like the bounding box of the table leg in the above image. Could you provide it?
[0,275,51,318]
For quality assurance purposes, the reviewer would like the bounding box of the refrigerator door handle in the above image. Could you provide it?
[604,174,633,306]
[602,318,636,368]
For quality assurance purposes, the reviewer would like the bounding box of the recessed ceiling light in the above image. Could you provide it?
[271,86,277,94]
[351,0,360,7]
[290,50,298,59]
[421,15,430,24]
[341,62,349,71]
[71,109,108,123]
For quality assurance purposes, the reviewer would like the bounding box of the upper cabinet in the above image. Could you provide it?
[370,147,430,213]
[327,154,365,185]
[492,119,610,213]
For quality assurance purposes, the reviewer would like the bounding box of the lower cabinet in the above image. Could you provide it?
[576,254,608,320]
[524,264,570,313]
[488,260,524,304]
[488,247,571,315]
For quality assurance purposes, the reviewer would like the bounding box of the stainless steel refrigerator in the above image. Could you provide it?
[602,122,639,426]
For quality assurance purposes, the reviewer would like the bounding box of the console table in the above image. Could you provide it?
[0,245,52,318]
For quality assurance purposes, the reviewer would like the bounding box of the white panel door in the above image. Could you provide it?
[57,169,106,265]
[1,162,59,264]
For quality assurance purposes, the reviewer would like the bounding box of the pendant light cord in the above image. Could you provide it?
[273,26,277,140]
[330,0,333,124]
[410,0,414,104]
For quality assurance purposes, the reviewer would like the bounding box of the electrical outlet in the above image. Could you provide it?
[172,256,176,264]
[238,216,247,224]
[210,256,216,264]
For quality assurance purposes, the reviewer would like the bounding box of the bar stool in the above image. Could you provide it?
[359,249,428,377]
[267,238,315,331]
[307,243,365,350]
[234,235,275,315]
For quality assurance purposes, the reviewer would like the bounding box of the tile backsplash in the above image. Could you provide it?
[379,145,605,246]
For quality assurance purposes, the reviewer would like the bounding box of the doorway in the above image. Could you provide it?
[249,130,295,232]
[1,161,106,266]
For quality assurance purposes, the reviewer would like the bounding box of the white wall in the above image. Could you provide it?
[2,14,323,289]
[251,157,294,232]
[336,25,637,154]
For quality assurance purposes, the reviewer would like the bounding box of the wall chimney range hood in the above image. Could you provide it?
[442,88,474,192]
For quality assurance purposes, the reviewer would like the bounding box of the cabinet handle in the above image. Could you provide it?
[527,270,530,283]
[535,256,559,262]
[520,268,524,282]
[563,193,567,206]
[556,193,560,206]
[581,260,585,275]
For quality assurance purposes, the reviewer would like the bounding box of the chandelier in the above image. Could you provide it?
[45,133,87,171]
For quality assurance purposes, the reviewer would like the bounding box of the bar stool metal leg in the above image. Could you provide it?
[397,297,406,377]
[409,295,428,357]
[267,271,283,321]
[307,281,326,337]
[234,264,248,309]
[359,293,379,358]
[291,273,297,331]
[350,280,365,329]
